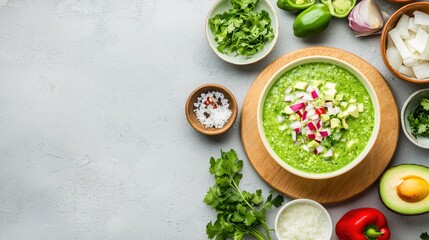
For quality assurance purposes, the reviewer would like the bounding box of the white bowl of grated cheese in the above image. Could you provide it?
[274,199,332,240]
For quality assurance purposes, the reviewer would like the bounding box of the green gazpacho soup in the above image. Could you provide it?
[262,62,375,174]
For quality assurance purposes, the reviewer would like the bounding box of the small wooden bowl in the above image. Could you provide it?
[185,84,237,135]
[380,2,429,84]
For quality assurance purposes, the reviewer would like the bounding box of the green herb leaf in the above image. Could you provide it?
[407,98,429,138]
[421,232,429,240]
[204,149,284,240]
[230,0,258,11]
[209,1,274,57]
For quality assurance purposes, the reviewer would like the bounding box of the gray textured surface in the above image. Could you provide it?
[0,0,428,239]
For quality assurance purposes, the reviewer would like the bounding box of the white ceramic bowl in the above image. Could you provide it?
[205,0,278,65]
[401,88,429,149]
[257,56,381,179]
[274,199,332,240]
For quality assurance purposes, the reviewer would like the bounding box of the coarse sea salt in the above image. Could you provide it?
[277,203,330,240]
[194,91,232,129]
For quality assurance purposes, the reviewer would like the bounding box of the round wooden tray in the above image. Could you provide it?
[240,47,399,204]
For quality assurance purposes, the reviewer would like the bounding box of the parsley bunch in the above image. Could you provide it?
[204,149,284,240]
[408,98,429,138]
[209,0,274,56]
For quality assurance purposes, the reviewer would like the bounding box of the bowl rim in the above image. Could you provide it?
[185,83,238,135]
[274,198,332,240]
[401,88,429,149]
[205,0,279,65]
[380,1,429,84]
[257,55,381,179]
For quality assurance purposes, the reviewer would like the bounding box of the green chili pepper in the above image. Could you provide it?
[293,3,331,38]
[321,0,357,18]
[277,0,316,12]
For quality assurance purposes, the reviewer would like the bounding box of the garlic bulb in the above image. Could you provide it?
[348,0,384,37]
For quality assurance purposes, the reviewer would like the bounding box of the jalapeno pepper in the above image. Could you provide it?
[321,0,357,18]
[277,0,316,12]
[293,3,331,38]
[336,208,391,240]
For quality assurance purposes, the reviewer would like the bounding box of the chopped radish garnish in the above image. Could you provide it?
[316,120,321,129]
[311,90,319,99]
[323,149,334,157]
[320,129,331,138]
[302,111,308,121]
[305,103,315,111]
[307,122,316,131]
[279,81,363,154]
[290,102,306,112]
[302,93,313,101]
[314,145,325,155]
[307,109,316,118]
[310,114,319,121]
[290,121,301,129]
[284,95,294,102]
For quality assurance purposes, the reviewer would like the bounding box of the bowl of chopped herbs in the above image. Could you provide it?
[402,88,429,149]
[206,0,279,65]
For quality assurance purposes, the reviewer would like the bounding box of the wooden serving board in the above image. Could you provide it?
[240,47,399,205]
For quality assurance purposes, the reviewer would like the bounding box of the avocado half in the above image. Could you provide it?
[379,164,429,215]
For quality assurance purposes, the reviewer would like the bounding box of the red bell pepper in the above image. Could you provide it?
[336,208,390,240]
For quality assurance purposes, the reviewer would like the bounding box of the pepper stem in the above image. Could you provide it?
[366,227,383,238]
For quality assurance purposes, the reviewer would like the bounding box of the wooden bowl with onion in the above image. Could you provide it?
[185,83,238,135]
[380,2,429,84]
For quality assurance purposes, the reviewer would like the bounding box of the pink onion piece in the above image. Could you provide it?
[348,0,384,37]
[316,120,321,129]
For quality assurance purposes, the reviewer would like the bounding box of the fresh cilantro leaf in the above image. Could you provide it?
[421,232,429,240]
[209,0,273,57]
[421,99,429,111]
[408,98,429,137]
[230,0,258,11]
[204,149,284,240]
[244,210,257,226]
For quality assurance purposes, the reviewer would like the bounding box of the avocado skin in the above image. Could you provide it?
[379,164,429,215]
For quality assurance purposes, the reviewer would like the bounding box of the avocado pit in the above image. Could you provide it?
[396,175,429,203]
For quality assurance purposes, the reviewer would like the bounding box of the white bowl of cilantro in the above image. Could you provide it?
[206,0,279,65]
[402,88,429,149]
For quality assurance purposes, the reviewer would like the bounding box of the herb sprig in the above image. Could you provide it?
[421,232,429,240]
[204,149,284,240]
[408,98,429,138]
